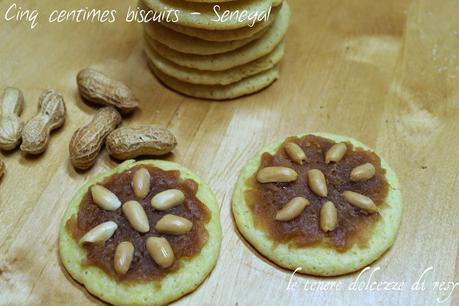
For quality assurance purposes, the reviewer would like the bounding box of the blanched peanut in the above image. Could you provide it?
[122,201,150,233]
[256,167,298,183]
[275,197,310,221]
[146,237,175,268]
[284,142,307,165]
[155,214,192,235]
[151,189,185,211]
[325,143,347,164]
[79,221,117,244]
[350,163,376,182]
[114,241,134,274]
[320,201,337,232]
[90,185,122,211]
[307,169,328,197]
[342,191,378,213]
[132,168,151,199]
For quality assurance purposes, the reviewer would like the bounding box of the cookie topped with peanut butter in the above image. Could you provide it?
[60,160,222,305]
[232,133,402,276]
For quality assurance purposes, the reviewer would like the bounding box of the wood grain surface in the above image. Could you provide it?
[1,0,459,305]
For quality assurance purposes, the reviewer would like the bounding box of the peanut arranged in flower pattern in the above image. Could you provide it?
[80,167,193,274]
[256,140,380,233]
[79,221,118,244]
[146,237,175,268]
[325,142,347,164]
[275,197,309,221]
[114,241,134,275]
[320,201,338,232]
[350,162,376,182]
[122,200,150,233]
[284,142,307,165]
[90,185,122,210]
[151,189,185,210]
[307,169,328,197]
[256,166,298,183]
[342,191,378,213]
[155,214,193,235]
[132,168,151,199]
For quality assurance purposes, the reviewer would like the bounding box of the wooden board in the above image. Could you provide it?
[1,0,459,305]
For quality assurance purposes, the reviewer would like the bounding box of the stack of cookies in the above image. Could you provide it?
[141,0,290,100]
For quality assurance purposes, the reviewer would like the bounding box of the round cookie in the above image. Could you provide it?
[59,160,222,306]
[146,2,290,71]
[184,0,284,6]
[185,0,236,2]
[149,64,279,100]
[143,21,267,55]
[145,41,284,85]
[186,0,283,4]
[160,5,280,42]
[232,133,403,276]
[141,0,275,30]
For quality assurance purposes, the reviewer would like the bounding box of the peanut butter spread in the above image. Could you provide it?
[246,135,389,251]
[67,165,210,282]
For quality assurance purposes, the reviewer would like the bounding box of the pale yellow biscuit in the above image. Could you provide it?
[185,0,235,2]
[143,21,267,55]
[59,160,222,306]
[232,133,403,276]
[145,41,284,85]
[185,0,236,2]
[141,0,275,30]
[160,5,279,42]
[184,0,283,7]
[147,2,290,71]
[149,64,279,100]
